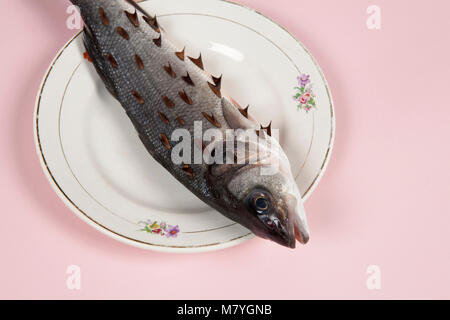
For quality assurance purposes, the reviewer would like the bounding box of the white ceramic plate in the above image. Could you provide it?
[34,0,335,253]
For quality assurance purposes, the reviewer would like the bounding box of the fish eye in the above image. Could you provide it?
[255,197,268,211]
[248,190,271,215]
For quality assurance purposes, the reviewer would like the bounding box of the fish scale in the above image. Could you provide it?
[70,0,311,248]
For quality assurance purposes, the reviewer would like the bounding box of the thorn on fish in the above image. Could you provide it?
[132,90,144,105]
[202,112,222,128]
[212,75,222,90]
[163,63,176,78]
[188,54,204,70]
[153,34,162,47]
[176,114,185,126]
[83,51,92,62]
[125,10,140,27]
[179,90,193,105]
[160,133,171,150]
[135,54,144,70]
[99,7,109,26]
[116,27,130,40]
[181,164,194,178]
[106,53,118,69]
[182,72,194,86]
[162,95,175,108]
[157,111,170,125]
[175,48,185,61]
[260,121,272,137]
[143,15,160,33]
[239,105,249,118]
[207,81,221,98]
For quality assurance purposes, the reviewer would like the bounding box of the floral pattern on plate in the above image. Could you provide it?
[293,73,316,112]
[139,220,180,238]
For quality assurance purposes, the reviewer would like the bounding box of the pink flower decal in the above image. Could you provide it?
[299,93,310,105]
[293,73,316,112]
[139,220,180,238]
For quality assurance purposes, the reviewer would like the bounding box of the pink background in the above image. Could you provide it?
[1,0,449,299]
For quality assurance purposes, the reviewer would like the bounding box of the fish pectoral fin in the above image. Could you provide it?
[221,98,258,130]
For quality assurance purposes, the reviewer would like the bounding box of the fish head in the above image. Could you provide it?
[211,133,310,248]
[226,168,309,248]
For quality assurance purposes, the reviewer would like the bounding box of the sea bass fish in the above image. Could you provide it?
[69,0,309,248]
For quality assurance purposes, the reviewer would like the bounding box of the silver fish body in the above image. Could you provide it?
[70,0,309,248]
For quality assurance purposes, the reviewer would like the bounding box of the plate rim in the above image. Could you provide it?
[33,0,335,253]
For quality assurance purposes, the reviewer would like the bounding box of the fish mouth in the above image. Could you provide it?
[271,219,296,248]
[291,194,310,245]
[255,211,296,248]
[281,193,310,246]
